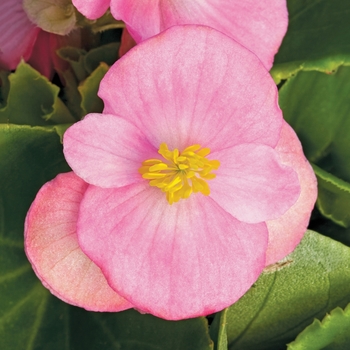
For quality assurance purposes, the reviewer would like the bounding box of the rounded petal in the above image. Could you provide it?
[100,25,282,152]
[77,182,268,320]
[210,144,300,224]
[265,122,317,265]
[72,0,110,20]
[63,113,158,188]
[25,172,133,312]
[0,0,40,70]
[111,0,288,69]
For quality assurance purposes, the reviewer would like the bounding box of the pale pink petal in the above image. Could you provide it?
[210,144,300,224]
[111,0,288,69]
[119,27,136,57]
[265,122,317,265]
[72,0,110,20]
[25,172,133,312]
[77,182,268,320]
[100,26,282,152]
[0,0,39,70]
[63,113,158,188]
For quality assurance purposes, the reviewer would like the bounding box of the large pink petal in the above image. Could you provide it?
[111,0,288,69]
[72,0,110,20]
[265,122,317,265]
[210,143,300,224]
[77,182,268,320]
[0,0,39,70]
[25,172,133,312]
[63,113,158,188]
[100,25,282,153]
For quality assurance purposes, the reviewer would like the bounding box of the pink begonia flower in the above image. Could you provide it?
[25,26,316,320]
[72,0,288,69]
[0,0,80,79]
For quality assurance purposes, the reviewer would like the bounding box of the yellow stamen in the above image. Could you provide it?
[139,143,220,204]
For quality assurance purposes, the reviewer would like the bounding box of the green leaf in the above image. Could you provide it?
[58,43,118,83]
[0,62,75,125]
[287,303,350,350]
[0,124,213,350]
[79,63,109,115]
[210,308,228,350]
[69,309,213,350]
[279,65,350,174]
[83,42,119,74]
[59,43,118,119]
[0,124,70,349]
[216,231,350,350]
[312,164,350,228]
[271,0,350,82]
[309,208,350,248]
[279,65,350,226]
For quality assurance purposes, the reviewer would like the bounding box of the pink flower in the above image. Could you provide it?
[0,0,80,79]
[72,0,288,69]
[25,26,316,320]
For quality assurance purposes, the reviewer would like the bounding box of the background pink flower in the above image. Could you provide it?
[0,0,81,79]
[72,0,288,69]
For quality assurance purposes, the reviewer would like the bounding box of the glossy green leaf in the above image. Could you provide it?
[58,42,118,83]
[58,47,89,82]
[272,0,350,82]
[0,62,75,125]
[279,65,350,226]
[60,43,118,119]
[313,164,350,228]
[213,231,350,350]
[287,303,350,350]
[0,124,70,349]
[279,65,350,173]
[210,308,228,350]
[0,124,213,350]
[79,63,109,115]
[83,42,119,74]
[69,309,213,350]
[309,208,350,248]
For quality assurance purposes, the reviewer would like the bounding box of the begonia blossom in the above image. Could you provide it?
[72,0,288,69]
[25,26,316,320]
[0,0,80,79]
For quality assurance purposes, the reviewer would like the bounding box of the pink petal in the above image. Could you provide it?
[27,31,55,79]
[111,0,288,69]
[0,0,39,70]
[63,113,158,188]
[28,30,81,80]
[72,0,110,20]
[77,182,268,320]
[265,122,317,265]
[119,27,136,57]
[210,143,300,224]
[100,26,282,152]
[25,172,133,312]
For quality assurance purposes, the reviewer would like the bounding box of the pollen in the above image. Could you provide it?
[139,143,220,204]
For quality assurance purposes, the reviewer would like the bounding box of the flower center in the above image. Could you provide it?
[139,143,220,204]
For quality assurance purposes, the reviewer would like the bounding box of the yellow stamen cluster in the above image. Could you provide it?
[139,143,220,204]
